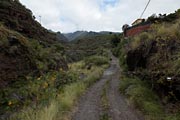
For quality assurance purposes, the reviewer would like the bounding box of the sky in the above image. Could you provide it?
[19,0,180,33]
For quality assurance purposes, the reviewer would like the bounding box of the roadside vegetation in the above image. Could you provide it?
[112,9,180,120]
[8,56,109,120]
[119,76,180,120]
[0,24,67,118]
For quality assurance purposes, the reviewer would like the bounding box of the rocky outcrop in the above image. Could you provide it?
[126,38,180,100]
[126,40,157,71]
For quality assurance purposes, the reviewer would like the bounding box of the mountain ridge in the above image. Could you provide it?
[63,31,119,41]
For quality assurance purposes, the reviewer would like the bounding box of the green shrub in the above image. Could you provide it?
[142,101,162,115]
[84,56,109,66]
[130,32,153,50]
[58,82,86,111]
[111,34,120,47]
[83,67,104,87]
[119,77,142,92]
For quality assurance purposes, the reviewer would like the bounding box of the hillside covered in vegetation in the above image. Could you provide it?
[65,33,115,62]
[0,0,68,43]
[113,9,180,119]
[0,0,112,119]
[0,0,71,118]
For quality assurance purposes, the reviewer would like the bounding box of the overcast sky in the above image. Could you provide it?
[20,0,180,33]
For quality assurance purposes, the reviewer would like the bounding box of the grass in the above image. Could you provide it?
[55,81,86,120]
[9,100,59,120]
[8,60,109,120]
[119,76,180,120]
[84,55,109,66]
[100,80,111,120]
[58,82,86,112]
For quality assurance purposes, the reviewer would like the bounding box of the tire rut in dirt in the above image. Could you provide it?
[71,63,114,120]
[107,56,142,120]
[71,56,143,120]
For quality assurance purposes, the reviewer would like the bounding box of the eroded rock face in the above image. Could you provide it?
[126,40,157,71]
[126,38,180,100]
[127,48,147,71]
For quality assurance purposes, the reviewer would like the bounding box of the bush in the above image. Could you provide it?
[84,56,109,66]
[152,21,180,40]
[111,34,120,47]
[130,32,153,50]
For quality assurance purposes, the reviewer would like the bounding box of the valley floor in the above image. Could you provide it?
[71,55,142,120]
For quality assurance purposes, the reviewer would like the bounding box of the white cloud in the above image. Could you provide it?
[20,0,180,33]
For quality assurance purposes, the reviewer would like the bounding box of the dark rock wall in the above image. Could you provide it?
[126,38,180,100]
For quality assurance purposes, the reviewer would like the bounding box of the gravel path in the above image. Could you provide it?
[107,55,142,120]
[71,55,142,120]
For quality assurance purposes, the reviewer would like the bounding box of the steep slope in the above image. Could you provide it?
[125,10,180,100]
[0,1,68,118]
[113,9,180,119]
[56,32,69,42]
[0,0,66,43]
[0,24,68,86]
[0,0,68,86]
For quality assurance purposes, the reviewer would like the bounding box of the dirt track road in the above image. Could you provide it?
[71,55,142,120]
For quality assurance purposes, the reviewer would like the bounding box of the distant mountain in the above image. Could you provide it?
[63,31,119,41]
[56,32,69,42]
[64,31,89,41]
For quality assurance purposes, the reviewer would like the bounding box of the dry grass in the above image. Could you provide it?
[9,101,58,120]
[9,61,109,120]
